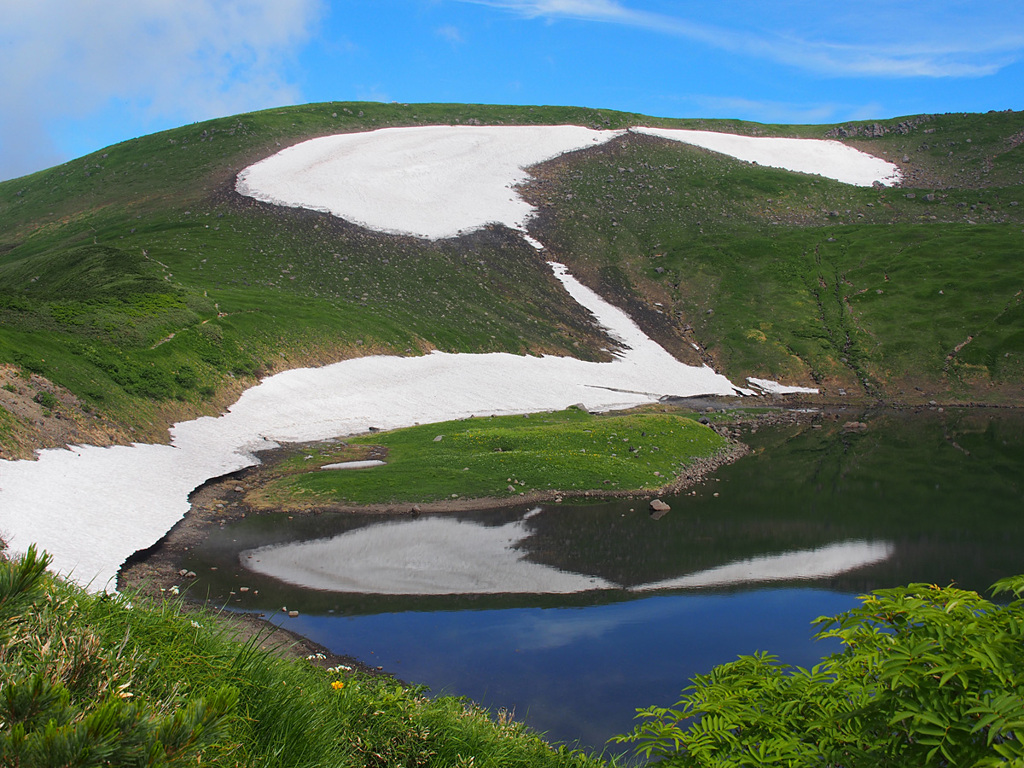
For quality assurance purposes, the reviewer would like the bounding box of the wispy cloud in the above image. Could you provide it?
[681,95,886,126]
[437,24,465,44]
[455,0,1024,79]
[0,0,322,180]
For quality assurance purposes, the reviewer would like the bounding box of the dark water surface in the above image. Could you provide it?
[184,407,1024,754]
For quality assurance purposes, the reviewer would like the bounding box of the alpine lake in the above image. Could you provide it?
[177,405,1024,757]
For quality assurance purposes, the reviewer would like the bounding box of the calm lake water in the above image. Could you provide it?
[183,407,1024,755]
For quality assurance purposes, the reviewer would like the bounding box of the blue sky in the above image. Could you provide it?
[2,0,1022,181]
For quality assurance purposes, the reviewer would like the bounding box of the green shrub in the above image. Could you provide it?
[615,578,1024,767]
[0,547,237,767]
[32,391,58,410]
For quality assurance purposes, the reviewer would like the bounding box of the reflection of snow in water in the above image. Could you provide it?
[633,540,895,592]
[241,509,892,596]
[243,512,613,595]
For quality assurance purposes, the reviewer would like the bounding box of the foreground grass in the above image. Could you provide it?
[248,408,729,507]
[1,547,613,768]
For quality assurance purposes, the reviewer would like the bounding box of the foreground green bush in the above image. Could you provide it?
[615,578,1024,767]
[0,546,236,767]
[0,547,610,768]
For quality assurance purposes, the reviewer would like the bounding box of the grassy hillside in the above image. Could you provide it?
[525,115,1024,403]
[0,103,650,455]
[1,103,1023,456]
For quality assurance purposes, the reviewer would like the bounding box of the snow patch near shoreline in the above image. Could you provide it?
[746,377,820,395]
[0,262,739,590]
[321,460,386,470]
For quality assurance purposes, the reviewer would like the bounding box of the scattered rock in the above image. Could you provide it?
[843,421,869,431]
[433,435,444,442]
[288,610,299,618]
[650,498,671,516]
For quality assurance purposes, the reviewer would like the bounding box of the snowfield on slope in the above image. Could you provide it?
[0,123,900,591]
[634,127,902,187]
[236,124,901,240]
[0,263,741,590]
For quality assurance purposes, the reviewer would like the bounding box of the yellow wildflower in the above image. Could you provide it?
[331,680,345,691]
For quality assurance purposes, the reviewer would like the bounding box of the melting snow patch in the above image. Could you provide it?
[747,377,819,395]
[236,125,622,240]
[633,127,902,187]
[320,460,386,470]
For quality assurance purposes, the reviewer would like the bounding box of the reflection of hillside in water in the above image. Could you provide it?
[184,407,1024,614]
[239,509,892,595]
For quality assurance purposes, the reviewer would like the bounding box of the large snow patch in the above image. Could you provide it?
[634,127,901,187]
[236,124,900,242]
[237,125,621,240]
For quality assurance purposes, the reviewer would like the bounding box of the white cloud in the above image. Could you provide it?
[0,0,322,180]
[455,0,1024,80]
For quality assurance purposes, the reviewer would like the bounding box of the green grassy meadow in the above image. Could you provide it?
[1,103,1023,453]
[249,408,728,507]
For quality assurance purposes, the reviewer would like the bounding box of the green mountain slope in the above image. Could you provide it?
[525,115,1024,401]
[1,103,1022,457]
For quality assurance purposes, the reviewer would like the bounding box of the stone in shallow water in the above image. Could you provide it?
[649,498,671,520]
